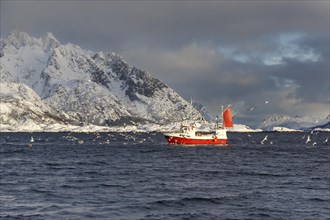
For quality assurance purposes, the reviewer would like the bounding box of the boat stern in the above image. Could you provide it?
[216,129,227,140]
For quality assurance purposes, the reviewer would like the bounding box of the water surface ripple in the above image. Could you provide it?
[0,132,329,219]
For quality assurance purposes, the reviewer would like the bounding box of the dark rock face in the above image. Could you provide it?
[110,56,131,81]
[90,54,168,102]
[98,55,168,102]
[125,67,167,101]
[90,66,110,89]
[0,41,4,57]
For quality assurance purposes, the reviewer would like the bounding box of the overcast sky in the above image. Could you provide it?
[1,0,329,126]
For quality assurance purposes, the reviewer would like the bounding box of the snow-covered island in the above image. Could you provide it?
[226,124,262,132]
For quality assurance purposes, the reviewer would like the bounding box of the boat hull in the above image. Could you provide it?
[164,135,227,145]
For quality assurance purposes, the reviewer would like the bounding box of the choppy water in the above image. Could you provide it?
[0,132,329,220]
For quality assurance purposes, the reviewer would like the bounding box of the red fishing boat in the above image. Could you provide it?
[164,105,233,145]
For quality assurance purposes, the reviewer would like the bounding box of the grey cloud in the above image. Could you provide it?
[2,1,328,50]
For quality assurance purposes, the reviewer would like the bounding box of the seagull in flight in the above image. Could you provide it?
[261,135,268,144]
[306,135,311,144]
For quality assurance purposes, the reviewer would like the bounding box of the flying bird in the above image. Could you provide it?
[306,135,311,144]
[323,137,328,143]
[261,135,268,144]
[265,101,269,104]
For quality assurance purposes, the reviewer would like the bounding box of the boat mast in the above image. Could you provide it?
[221,105,224,128]
[190,97,192,121]
[215,116,219,129]
[189,97,194,123]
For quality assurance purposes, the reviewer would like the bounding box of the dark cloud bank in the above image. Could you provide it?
[1,1,329,126]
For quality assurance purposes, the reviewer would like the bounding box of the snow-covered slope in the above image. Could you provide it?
[0,83,77,131]
[1,30,202,130]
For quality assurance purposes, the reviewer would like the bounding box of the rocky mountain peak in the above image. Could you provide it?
[41,32,61,50]
[4,30,60,51]
[5,30,33,49]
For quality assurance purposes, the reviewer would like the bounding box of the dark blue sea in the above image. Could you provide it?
[0,132,329,220]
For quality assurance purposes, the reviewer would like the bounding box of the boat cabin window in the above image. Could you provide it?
[195,131,216,136]
[182,127,189,133]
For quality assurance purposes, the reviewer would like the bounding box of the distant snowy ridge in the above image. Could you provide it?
[259,114,329,131]
[1,30,206,131]
[310,121,330,132]
[271,127,303,132]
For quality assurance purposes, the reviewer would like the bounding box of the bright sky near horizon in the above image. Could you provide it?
[1,0,329,125]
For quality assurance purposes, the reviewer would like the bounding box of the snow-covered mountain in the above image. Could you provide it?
[1,30,202,130]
